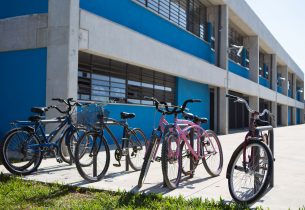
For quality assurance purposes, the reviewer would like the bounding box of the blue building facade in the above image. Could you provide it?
[0,0,304,140]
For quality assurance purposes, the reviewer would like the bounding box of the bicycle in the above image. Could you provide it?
[0,98,86,175]
[74,103,147,182]
[161,100,223,189]
[137,97,175,188]
[226,94,274,204]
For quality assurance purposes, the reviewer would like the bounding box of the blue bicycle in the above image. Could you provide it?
[0,98,87,175]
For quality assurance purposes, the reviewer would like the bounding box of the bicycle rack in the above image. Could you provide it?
[255,125,274,188]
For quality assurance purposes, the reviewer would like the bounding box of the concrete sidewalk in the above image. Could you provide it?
[1,125,305,210]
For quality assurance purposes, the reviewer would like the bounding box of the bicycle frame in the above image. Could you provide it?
[171,117,216,162]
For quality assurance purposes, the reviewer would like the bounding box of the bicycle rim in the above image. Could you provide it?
[228,141,272,203]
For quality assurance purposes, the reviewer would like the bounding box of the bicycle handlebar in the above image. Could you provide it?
[226,94,274,120]
[51,98,87,114]
[144,96,201,115]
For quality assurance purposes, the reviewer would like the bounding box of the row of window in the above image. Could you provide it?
[78,52,176,105]
[136,0,209,41]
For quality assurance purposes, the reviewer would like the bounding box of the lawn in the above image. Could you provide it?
[0,173,260,210]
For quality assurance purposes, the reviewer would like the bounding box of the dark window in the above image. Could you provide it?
[228,27,243,65]
[78,52,176,105]
[135,0,209,41]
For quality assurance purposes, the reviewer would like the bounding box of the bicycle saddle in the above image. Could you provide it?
[31,107,48,115]
[183,112,208,124]
[120,112,135,119]
[28,115,42,122]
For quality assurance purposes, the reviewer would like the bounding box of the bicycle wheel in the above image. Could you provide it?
[127,128,147,171]
[137,136,158,188]
[74,131,110,182]
[161,132,182,190]
[64,126,87,164]
[227,139,273,204]
[0,128,43,175]
[202,130,223,176]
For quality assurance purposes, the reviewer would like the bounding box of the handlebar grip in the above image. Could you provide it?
[144,96,154,101]
[191,99,202,103]
[52,98,64,102]
[226,94,239,100]
[67,98,73,101]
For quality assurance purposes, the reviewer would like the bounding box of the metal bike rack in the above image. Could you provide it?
[255,125,274,187]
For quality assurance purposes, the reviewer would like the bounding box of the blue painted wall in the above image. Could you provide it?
[80,0,215,64]
[228,60,249,79]
[176,78,210,129]
[277,86,283,94]
[259,76,270,89]
[0,49,47,139]
[288,107,292,125]
[93,77,210,143]
[0,0,48,19]
[297,108,301,124]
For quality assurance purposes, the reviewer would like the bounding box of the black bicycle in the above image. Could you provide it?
[226,94,274,204]
[0,98,86,175]
[74,103,147,182]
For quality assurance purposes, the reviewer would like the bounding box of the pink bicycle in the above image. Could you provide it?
[161,100,223,189]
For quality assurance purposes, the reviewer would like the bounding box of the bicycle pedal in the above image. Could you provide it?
[56,157,63,163]
[113,163,121,167]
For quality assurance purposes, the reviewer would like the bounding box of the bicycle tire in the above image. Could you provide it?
[127,128,147,171]
[0,127,43,175]
[202,130,223,177]
[137,136,158,188]
[227,139,273,204]
[74,131,110,182]
[64,125,87,164]
[161,132,182,190]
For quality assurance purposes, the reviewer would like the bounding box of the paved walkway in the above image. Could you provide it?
[1,124,305,209]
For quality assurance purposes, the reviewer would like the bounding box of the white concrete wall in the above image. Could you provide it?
[0,14,48,52]
[79,9,302,112]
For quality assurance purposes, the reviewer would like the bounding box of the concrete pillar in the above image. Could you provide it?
[280,66,288,96]
[281,105,288,126]
[218,5,228,71]
[218,88,228,134]
[215,5,228,135]
[292,74,297,100]
[271,54,277,91]
[46,0,79,106]
[247,36,259,83]
[292,107,297,125]
[249,96,259,112]
[271,102,277,127]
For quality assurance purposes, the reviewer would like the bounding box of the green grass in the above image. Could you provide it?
[0,173,260,210]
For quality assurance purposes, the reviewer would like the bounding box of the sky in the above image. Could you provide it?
[245,0,305,75]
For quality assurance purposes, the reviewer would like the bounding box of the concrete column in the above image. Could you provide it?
[292,74,297,100]
[46,0,79,106]
[271,102,277,127]
[280,66,288,96]
[247,36,259,83]
[218,5,228,71]
[218,87,228,134]
[249,95,259,112]
[271,54,277,91]
[292,107,297,125]
[281,104,288,126]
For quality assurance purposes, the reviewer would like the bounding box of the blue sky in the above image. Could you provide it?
[245,0,305,74]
